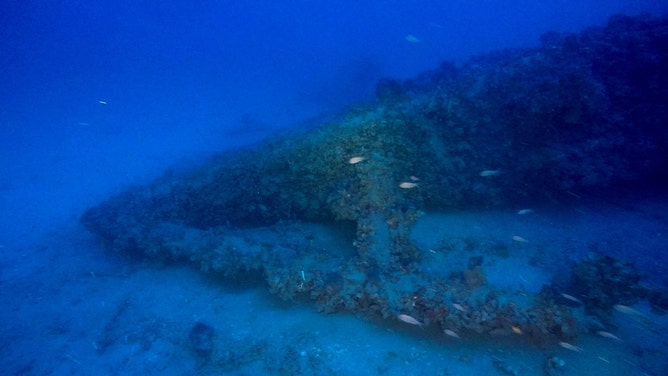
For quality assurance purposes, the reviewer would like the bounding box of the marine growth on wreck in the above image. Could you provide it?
[82,14,668,346]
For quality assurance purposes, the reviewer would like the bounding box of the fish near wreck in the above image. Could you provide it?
[559,342,583,352]
[512,236,529,243]
[444,329,460,339]
[596,331,622,341]
[397,314,423,328]
[399,182,418,189]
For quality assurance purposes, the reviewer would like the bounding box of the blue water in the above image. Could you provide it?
[2,1,668,375]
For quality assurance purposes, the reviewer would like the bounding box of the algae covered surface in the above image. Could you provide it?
[81,13,668,365]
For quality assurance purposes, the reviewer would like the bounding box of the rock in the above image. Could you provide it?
[468,255,484,269]
[464,266,485,289]
[647,289,668,314]
[189,321,215,357]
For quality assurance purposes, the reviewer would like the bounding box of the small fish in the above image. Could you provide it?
[452,303,467,312]
[559,342,583,352]
[397,314,422,327]
[517,209,533,215]
[511,326,522,335]
[479,169,501,177]
[98,100,107,105]
[399,182,418,189]
[409,176,420,182]
[512,235,529,243]
[405,34,420,43]
[444,329,460,338]
[596,331,621,341]
[613,304,642,316]
[348,156,366,164]
[560,293,582,304]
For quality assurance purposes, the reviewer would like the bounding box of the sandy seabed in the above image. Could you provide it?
[2,193,667,376]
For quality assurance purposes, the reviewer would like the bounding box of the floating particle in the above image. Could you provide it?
[517,209,533,215]
[399,182,418,189]
[348,156,366,164]
[409,176,420,182]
